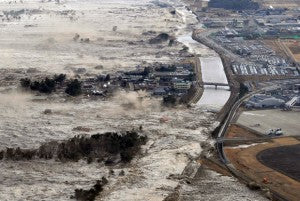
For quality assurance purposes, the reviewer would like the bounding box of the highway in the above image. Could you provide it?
[193,29,249,64]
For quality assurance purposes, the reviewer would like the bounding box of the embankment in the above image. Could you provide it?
[192,30,240,121]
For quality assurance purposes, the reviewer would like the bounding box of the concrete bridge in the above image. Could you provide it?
[198,82,229,89]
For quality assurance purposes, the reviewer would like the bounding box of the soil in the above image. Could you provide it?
[285,40,300,63]
[198,158,231,176]
[263,39,300,63]
[224,137,300,201]
[225,123,261,139]
[257,144,300,182]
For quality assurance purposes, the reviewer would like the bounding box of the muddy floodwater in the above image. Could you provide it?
[177,34,231,110]
[0,0,183,74]
[0,0,265,200]
[196,57,231,110]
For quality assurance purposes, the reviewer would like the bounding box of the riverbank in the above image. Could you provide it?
[177,32,231,112]
[196,56,231,111]
[192,30,240,121]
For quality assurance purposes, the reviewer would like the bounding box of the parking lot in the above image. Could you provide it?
[237,109,300,136]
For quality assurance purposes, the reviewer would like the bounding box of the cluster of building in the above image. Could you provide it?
[82,63,195,98]
[200,6,300,77]
[255,13,300,38]
[232,63,298,76]
[255,17,300,28]
[203,18,245,29]
[245,94,285,108]
[245,83,300,109]
[213,29,299,76]
[119,64,195,96]
[203,8,300,31]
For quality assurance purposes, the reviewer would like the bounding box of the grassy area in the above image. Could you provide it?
[280,35,300,40]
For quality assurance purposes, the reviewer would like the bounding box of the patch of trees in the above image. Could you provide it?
[159,77,172,82]
[149,33,170,44]
[72,177,108,201]
[184,72,195,81]
[179,84,197,104]
[65,79,82,96]
[20,74,83,96]
[20,74,66,94]
[123,67,152,78]
[0,148,36,160]
[120,79,127,88]
[163,94,177,106]
[143,67,152,76]
[1,131,147,164]
[54,73,66,83]
[239,82,249,98]
[168,39,174,46]
[96,74,111,82]
[20,78,31,88]
[208,0,259,10]
[155,64,176,72]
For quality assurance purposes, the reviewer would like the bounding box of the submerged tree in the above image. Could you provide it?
[65,79,82,96]
[239,82,249,98]
[54,74,66,84]
[20,78,31,88]
[30,81,41,91]
[163,94,177,106]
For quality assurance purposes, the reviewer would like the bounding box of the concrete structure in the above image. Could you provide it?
[153,87,167,95]
[246,94,285,108]
[173,82,191,90]
[285,96,300,109]
[237,109,300,136]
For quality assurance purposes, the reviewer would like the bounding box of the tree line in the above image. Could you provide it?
[20,74,82,96]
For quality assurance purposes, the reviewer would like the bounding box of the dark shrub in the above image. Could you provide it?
[120,149,133,162]
[20,78,31,88]
[73,177,108,201]
[65,79,82,96]
[54,74,66,83]
[30,81,41,91]
[163,94,177,106]
[28,77,56,93]
[104,74,110,82]
[2,131,147,164]
[239,82,249,98]
[38,77,56,93]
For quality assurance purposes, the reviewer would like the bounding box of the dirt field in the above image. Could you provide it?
[285,40,300,63]
[226,124,262,139]
[257,144,300,182]
[263,39,290,59]
[237,109,300,136]
[263,39,300,64]
[225,137,300,201]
